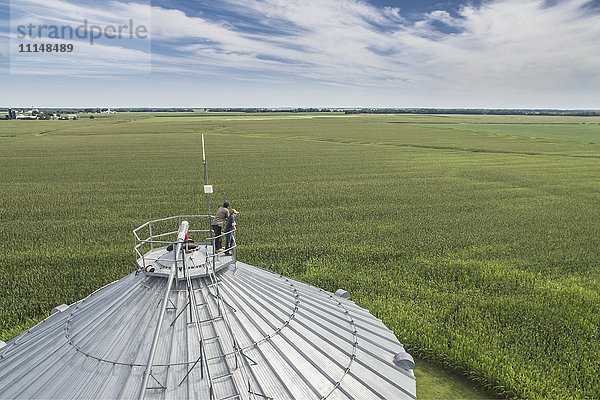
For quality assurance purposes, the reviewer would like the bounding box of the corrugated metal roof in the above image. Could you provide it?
[0,259,416,399]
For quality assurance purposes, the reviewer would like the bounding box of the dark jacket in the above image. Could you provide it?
[225,215,235,232]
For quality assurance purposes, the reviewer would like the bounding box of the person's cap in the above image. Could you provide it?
[223,201,230,208]
[231,209,239,215]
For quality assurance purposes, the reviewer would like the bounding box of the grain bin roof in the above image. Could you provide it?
[0,221,416,399]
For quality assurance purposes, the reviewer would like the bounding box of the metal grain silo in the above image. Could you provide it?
[0,217,416,399]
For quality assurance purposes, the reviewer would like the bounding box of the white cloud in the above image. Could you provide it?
[6,0,151,75]
[421,0,600,88]
[144,0,600,94]
[9,36,151,75]
[0,32,9,57]
[3,0,599,105]
[11,0,150,28]
[147,0,421,83]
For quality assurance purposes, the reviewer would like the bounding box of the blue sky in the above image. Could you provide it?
[1,0,599,108]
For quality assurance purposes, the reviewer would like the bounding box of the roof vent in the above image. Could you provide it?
[0,341,6,350]
[51,304,70,315]
[334,289,350,299]
[393,347,415,370]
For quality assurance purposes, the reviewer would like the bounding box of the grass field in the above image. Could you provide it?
[1,112,600,398]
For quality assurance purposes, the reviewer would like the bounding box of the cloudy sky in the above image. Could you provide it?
[0,0,599,108]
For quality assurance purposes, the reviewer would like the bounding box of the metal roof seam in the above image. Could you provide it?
[218,275,298,345]
[64,285,153,365]
[236,263,416,399]
[282,323,356,400]
[7,332,76,398]
[219,273,299,325]
[213,278,308,398]
[223,273,299,314]
[294,301,356,335]
[31,351,98,399]
[245,274,359,398]
[320,298,359,399]
[223,268,299,303]
[354,348,416,383]
[67,283,149,347]
[221,266,412,394]
[226,266,297,296]
[0,311,69,362]
[265,334,328,398]
[347,366,416,400]
[14,276,126,358]
[65,277,147,341]
[218,285,297,353]
[107,283,164,365]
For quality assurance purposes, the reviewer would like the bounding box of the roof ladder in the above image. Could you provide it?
[139,221,189,400]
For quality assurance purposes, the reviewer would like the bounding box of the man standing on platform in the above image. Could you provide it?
[212,201,230,253]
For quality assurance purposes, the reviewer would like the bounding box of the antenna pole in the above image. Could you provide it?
[202,134,212,230]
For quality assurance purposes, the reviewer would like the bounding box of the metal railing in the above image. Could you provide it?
[205,227,237,269]
[133,215,237,275]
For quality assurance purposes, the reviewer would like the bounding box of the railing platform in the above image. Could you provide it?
[133,216,237,282]
[137,244,234,280]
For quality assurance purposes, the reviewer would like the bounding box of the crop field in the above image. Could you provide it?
[1,112,600,398]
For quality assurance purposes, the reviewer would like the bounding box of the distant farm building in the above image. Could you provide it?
[15,113,38,120]
[4,109,17,119]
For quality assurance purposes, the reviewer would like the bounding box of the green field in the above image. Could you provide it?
[2,112,600,399]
